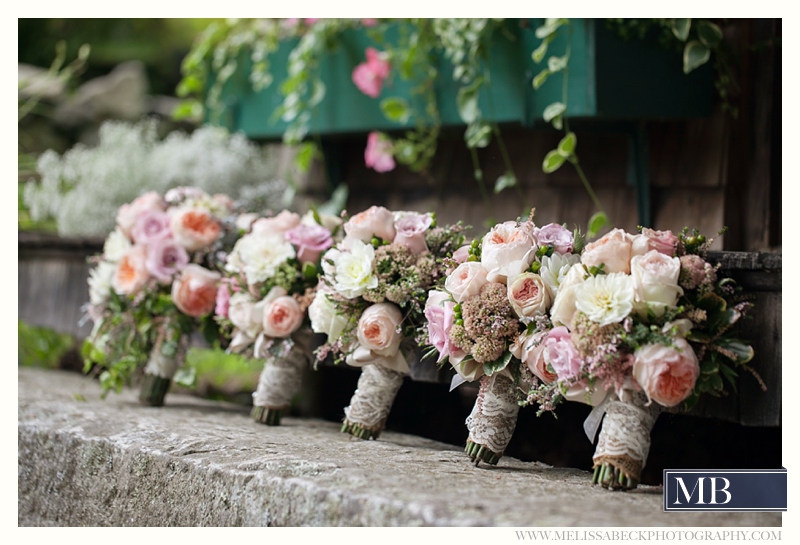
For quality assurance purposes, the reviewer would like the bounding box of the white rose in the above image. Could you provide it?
[574,272,635,327]
[480,220,538,283]
[309,289,348,343]
[226,232,296,285]
[507,272,551,317]
[444,262,489,303]
[549,263,587,329]
[331,238,378,299]
[228,292,267,339]
[630,250,683,316]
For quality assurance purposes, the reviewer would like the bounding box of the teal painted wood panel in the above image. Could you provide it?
[208,19,713,140]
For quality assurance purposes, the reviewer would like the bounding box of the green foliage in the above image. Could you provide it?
[18,320,76,369]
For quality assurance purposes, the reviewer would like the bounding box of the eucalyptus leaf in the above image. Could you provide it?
[533,68,551,90]
[532,37,551,64]
[718,339,755,364]
[494,173,517,194]
[380,97,411,123]
[456,78,483,123]
[558,131,577,156]
[696,20,723,49]
[542,149,566,173]
[542,102,566,123]
[683,40,711,74]
[671,18,691,42]
[465,122,492,148]
[547,55,568,73]
[586,211,609,239]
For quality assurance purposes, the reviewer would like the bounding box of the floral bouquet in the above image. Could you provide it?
[311,205,468,440]
[521,227,758,490]
[84,187,239,406]
[217,210,338,425]
[424,215,586,466]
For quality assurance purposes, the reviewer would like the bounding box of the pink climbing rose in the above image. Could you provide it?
[364,131,395,173]
[351,47,390,98]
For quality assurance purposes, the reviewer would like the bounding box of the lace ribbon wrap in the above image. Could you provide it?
[466,373,520,457]
[252,329,314,410]
[343,362,406,434]
[593,391,662,481]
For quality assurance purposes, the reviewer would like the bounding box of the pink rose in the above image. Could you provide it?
[534,223,574,254]
[251,210,302,236]
[630,250,683,316]
[215,281,232,318]
[632,337,700,407]
[262,295,304,338]
[131,210,171,245]
[542,326,583,381]
[116,191,165,236]
[344,205,396,243]
[364,131,396,173]
[581,228,633,274]
[112,245,150,295]
[424,290,466,365]
[393,212,432,254]
[481,220,538,283]
[357,303,403,357]
[145,238,189,283]
[351,47,390,98]
[171,264,221,318]
[631,228,678,257]
[285,223,334,264]
[507,272,551,317]
[452,244,471,264]
[444,262,489,303]
[511,330,556,383]
[170,207,222,252]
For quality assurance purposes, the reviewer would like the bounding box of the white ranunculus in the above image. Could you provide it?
[574,272,635,327]
[103,228,132,262]
[308,289,348,343]
[539,252,581,299]
[549,263,588,329]
[630,250,684,316]
[331,238,378,299]
[88,260,117,306]
[226,232,296,285]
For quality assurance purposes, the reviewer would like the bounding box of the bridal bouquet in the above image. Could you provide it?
[311,205,468,439]
[217,209,338,425]
[424,215,586,465]
[520,227,757,490]
[84,187,239,405]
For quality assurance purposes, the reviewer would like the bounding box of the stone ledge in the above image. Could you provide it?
[18,368,781,527]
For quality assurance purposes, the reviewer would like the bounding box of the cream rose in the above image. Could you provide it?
[444,261,489,303]
[581,228,633,274]
[632,337,700,407]
[251,210,302,236]
[356,302,403,357]
[507,272,551,317]
[262,295,304,338]
[549,263,587,329]
[171,264,221,317]
[631,228,678,257]
[228,292,266,339]
[309,289,348,343]
[480,220,538,283]
[112,245,150,296]
[630,250,684,316]
[344,205,397,243]
[170,207,222,252]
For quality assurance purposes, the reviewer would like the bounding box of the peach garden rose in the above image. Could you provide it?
[171,264,221,317]
[632,337,700,407]
[356,302,403,357]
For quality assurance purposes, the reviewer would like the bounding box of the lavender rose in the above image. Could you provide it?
[285,223,334,264]
[534,223,574,254]
[145,238,189,283]
[131,210,172,245]
[393,212,433,255]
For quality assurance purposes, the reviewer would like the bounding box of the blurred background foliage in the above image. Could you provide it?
[18,18,217,96]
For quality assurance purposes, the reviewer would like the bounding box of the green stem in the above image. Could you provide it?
[571,159,604,214]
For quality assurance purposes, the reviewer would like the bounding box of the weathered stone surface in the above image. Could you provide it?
[18,367,781,527]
